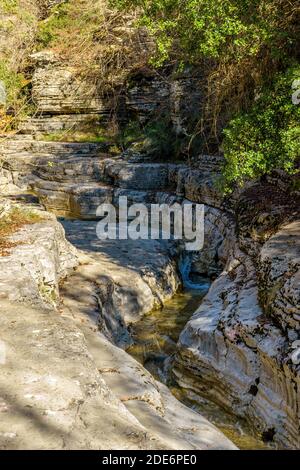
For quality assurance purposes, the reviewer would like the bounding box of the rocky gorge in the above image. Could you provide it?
[0,44,299,451]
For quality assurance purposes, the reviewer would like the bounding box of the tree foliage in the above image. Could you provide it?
[111,0,300,188]
[222,65,300,191]
[110,0,299,66]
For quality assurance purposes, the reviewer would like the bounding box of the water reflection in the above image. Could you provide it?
[127,288,274,450]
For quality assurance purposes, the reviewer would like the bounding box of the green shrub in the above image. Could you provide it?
[111,0,299,138]
[110,1,298,67]
[221,65,300,191]
[0,60,31,132]
[117,121,144,149]
[143,118,183,159]
[0,0,18,13]
[37,3,72,47]
[0,1,36,24]
[0,1,38,130]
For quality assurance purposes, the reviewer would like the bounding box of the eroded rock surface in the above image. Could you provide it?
[175,210,300,449]
[30,51,106,115]
[0,201,235,450]
[0,301,157,450]
[0,296,237,450]
[0,200,78,308]
[0,43,299,449]
[59,252,236,450]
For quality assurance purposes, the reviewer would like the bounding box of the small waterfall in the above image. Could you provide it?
[179,252,210,291]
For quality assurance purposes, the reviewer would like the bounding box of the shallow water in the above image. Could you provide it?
[127,288,274,450]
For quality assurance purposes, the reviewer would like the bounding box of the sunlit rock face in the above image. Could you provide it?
[27,51,171,131]
[30,51,106,115]
[0,200,236,450]
[19,114,103,136]
[0,296,237,450]
[175,204,300,449]
[0,138,109,193]
[0,199,78,308]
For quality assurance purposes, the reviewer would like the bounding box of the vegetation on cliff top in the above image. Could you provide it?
[111,0,300,188]
[36,0,149,90]
[222,65,300,190]
[1,0,300,189]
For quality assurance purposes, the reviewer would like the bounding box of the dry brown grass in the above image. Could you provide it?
[0,0,40,132]
[0,0,151,133]
[0,207,43,256]
[38,0,152,92]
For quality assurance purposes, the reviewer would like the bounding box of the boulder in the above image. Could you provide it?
[0,203,78,308]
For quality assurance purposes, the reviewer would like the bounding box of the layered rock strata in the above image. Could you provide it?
[174,207,300,449]
[0,200,235,450]
[0,44,299,449]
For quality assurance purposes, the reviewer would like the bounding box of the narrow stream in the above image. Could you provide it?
[57,216,273,449]
[127,287,272,450]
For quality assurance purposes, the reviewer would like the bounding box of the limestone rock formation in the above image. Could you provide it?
[126,73,170,123]
[0,298,236,450]
[174,207,300,449]
[60,219,180,345]
[30,51,105,116]
[0,200,78,308]
[259,221,300,331]
[0,301,153,450]
[1,106,299,449]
